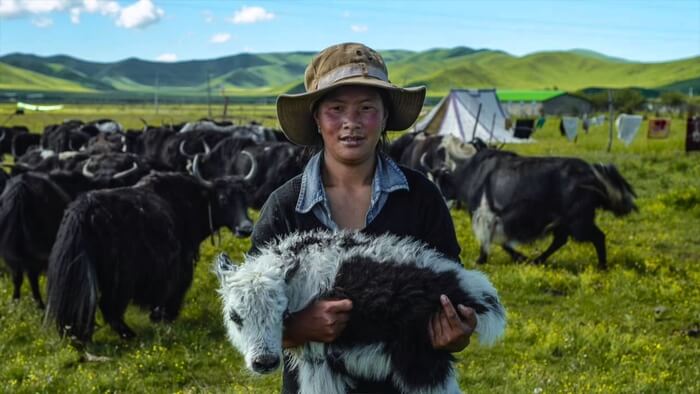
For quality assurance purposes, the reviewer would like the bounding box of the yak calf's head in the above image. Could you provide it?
[209,176,253,237]
[215,253,297,374]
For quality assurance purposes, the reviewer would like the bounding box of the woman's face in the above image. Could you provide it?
[314,85,387,166]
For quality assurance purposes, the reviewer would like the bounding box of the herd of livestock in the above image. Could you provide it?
[0,118,637,343]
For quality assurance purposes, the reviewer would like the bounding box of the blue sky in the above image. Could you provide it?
[1,0,698,63]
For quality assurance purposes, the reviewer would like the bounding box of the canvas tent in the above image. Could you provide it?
[414,89,526,143]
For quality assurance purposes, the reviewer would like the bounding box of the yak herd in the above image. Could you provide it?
[0,119,637,343]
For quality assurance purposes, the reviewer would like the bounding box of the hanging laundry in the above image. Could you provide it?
[616,114,643,146]
[562,116,579,142]
[647,118,671,139]
[535,116,546,129]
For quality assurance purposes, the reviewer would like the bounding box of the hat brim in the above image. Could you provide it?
[277,77,426,146]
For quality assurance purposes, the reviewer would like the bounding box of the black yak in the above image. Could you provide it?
[0,155,148,308]
[46,172,253,342]
[433,145,637,269]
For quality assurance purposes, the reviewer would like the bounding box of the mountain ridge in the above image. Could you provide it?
[1,48,698,98]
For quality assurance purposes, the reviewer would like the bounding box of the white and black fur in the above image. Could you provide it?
[215,230,506,394]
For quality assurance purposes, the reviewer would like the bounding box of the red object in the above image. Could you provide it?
[648,119,671,139]
[687,117,700,152]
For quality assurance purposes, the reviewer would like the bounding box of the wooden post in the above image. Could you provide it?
[222,96,230,119]
[207,73,212,119]
[154,72,159,115]
[607,90,614,152]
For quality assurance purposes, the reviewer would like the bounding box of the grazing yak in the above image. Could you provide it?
[192,139,309,209]
[390,132,478,178]
[433,144,637,269]
[46,172,254,342]
[0,125,30,157]
[215,230,506,394]
[0,154,148,308]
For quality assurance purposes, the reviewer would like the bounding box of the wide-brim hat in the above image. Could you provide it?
[277,42,426,146]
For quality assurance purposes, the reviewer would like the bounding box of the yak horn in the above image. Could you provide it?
[113,162,139,179]
[203,140,211,155]
[242,150,257,181]
[0,130,5,143]
[82,158,96,178]
[179,140,190,157]
[191,154,202,178]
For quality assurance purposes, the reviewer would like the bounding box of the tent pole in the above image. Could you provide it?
[471,103,482,141]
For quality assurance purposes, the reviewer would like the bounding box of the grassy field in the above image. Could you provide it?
[0,105,699,393]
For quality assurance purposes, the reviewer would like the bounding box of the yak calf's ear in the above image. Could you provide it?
[214,253,238,284]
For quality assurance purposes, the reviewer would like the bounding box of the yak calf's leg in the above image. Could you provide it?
[27,268,45,309]
[534,229,569,264]
[391,344,455,394]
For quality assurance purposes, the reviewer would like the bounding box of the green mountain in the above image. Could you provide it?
[1,48,698,99]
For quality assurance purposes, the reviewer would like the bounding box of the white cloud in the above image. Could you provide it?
[23,0,68,14]
[84,0,120,16]
[1,0,71,18]
[31,16,53,28]
[156,53,177,62]
[210,33,232,44]
[0,0,136,28]
[0,0,24,18]
[351,24,368,33]
[116,0,164,29]
[230,6,274,24]
[202,10,213,23]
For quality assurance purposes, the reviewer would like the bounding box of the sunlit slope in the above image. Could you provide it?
[0,62,97,92]
[1,49,698,95]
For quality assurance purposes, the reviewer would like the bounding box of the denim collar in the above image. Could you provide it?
[296,151,409,227]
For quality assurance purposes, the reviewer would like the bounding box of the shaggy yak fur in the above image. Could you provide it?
[0,161,147,309]
[215,230,506,394]
[46,172,253,343]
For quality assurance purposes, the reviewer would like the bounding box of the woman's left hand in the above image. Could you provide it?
[428,294,477,352]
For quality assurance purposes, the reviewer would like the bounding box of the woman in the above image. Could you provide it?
[251,42,476,393]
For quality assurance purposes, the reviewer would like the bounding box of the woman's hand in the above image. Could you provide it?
[428,294,477,352]
[283,298,353,348]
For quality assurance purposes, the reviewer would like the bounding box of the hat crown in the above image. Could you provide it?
[304,43,389,92]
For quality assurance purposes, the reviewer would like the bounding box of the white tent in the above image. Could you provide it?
[414,89,527,143]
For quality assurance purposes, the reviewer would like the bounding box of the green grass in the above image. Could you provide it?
[1,105,699,393]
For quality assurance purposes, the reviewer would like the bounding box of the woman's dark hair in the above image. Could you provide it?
[307,87,391,156]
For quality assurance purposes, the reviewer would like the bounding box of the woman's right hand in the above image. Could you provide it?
[283,298,353,347]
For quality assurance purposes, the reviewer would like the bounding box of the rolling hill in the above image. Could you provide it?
[0,48,698,100]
